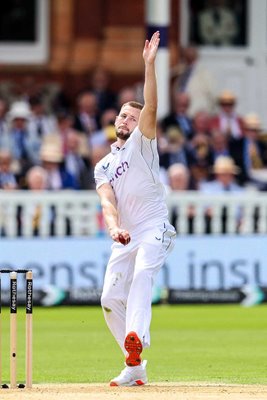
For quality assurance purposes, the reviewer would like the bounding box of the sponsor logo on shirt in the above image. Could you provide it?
[110,161,129,185]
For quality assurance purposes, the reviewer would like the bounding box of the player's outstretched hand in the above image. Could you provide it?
[143,31,160,64]
[109,227,131,246]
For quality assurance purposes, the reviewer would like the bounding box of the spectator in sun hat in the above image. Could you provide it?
[200,155,242,193]
[209,89,244,139]
[40,141,79,190]
[0,101,41,175]
[229,113,267,186]
[199,155,244,233]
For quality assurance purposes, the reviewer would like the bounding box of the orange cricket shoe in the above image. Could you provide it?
[124,331,143,367]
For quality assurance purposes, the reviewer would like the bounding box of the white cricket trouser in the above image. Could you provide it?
[101,221,176,354]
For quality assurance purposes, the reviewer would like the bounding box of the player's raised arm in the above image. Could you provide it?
[138,31,160,140]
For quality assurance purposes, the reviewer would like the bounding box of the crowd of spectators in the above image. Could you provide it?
[159,90,267,193]
[1,61,267,199]
[0,58,267,237]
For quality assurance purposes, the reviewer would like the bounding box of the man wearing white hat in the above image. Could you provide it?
[0,101,41,175]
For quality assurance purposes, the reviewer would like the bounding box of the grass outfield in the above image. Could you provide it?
[0,304,267,385]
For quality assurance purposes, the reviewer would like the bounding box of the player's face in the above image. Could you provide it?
[115,105,141,140]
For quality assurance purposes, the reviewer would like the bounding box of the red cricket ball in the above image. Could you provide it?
[118,234,130,245]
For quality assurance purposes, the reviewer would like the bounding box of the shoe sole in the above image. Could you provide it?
[124,331,143,367]
[110,379,146,387]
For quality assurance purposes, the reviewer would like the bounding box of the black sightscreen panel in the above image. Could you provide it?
[0,0,36,42]
[189,0,247,47]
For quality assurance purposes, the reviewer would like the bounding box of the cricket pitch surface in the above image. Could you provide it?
[1,383,267,400]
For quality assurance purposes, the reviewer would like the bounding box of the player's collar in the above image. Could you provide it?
[111,142,120,154]
[111,141,126,154]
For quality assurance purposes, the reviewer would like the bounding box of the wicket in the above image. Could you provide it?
[0,269,33,389]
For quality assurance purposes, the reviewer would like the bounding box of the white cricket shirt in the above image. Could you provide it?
[94,127,169,231]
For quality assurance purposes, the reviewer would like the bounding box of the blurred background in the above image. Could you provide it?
[0,0,267,307]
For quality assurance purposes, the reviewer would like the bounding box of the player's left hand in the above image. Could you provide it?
[143,31,160,64]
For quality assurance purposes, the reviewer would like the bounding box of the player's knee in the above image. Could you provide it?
[100,292,110,309]
[101,293,117,311]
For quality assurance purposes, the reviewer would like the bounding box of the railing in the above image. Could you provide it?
[0,191,100,237]
[0,190,266,237]
[167,191,266,235]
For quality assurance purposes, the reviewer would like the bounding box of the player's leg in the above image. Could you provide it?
[101,242,137,353]
[111,224,175,386]
[102,243,147,387]
[125,222,176,352]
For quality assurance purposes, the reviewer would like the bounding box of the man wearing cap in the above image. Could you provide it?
[209,90,244,139]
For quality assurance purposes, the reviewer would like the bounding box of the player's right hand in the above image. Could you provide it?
[109,227,131,245]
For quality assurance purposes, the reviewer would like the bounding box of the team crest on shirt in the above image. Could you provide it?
[102,163,110,171]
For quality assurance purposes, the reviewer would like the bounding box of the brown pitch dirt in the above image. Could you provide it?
[0,383,267,400]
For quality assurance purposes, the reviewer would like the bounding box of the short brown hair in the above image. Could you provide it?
[122,101,143,111]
